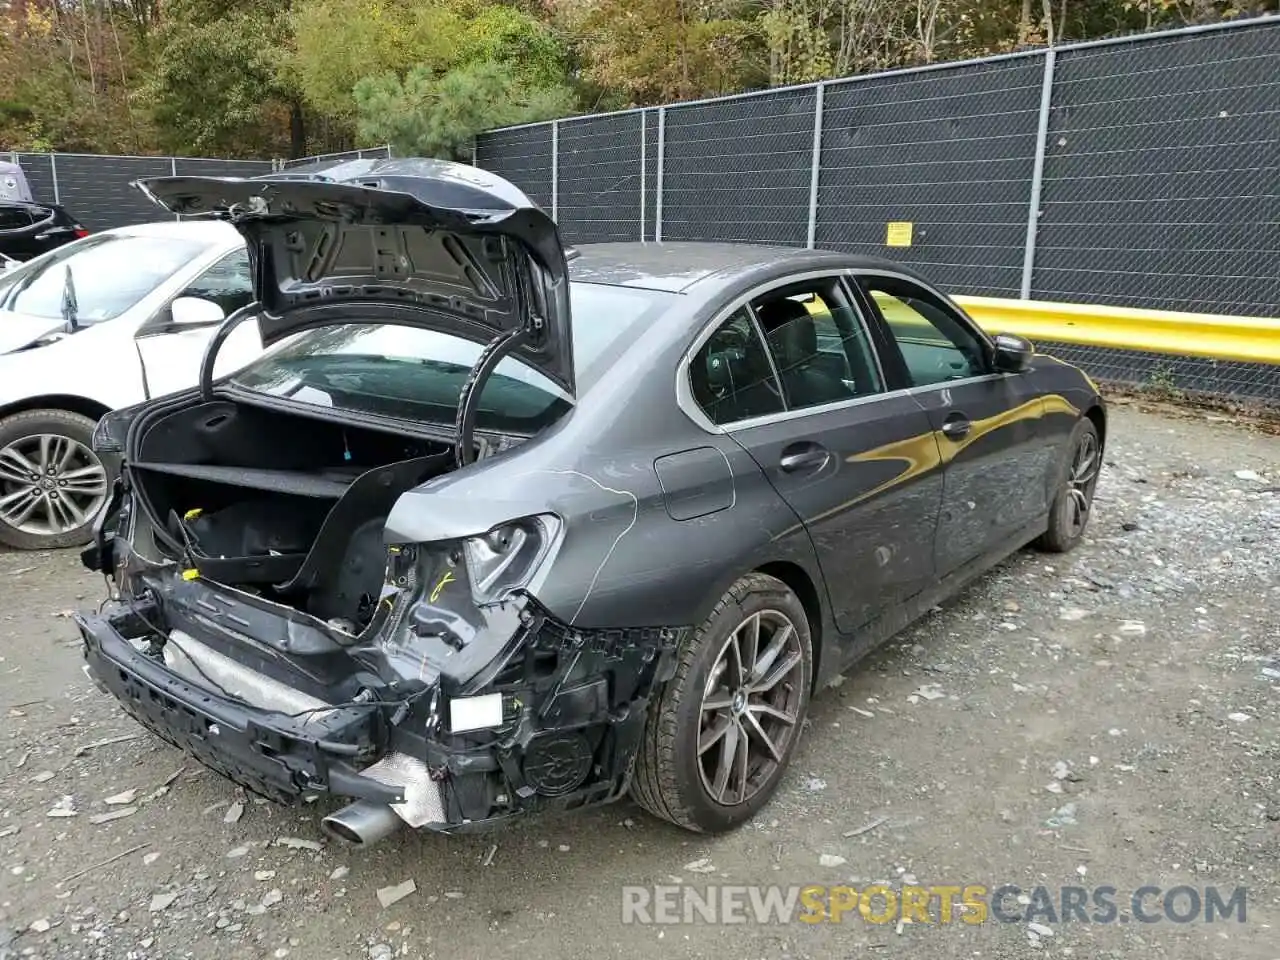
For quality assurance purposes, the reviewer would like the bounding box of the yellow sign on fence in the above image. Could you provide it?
[885,221,913,247]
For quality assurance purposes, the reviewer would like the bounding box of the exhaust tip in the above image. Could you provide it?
[320,799,405,847]
[321,815,368,845]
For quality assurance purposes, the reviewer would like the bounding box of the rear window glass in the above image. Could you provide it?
[231,281,674,434]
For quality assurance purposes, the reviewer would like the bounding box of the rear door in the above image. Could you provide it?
[854,272,1050,577]
[685,272,945,638]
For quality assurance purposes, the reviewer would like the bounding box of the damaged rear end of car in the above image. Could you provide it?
[74,159,681,844]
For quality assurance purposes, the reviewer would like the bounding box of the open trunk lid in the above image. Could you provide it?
[134,158,575,395]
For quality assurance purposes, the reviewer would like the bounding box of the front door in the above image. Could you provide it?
[687,274,945,638]
[134,247,261,399]
[855,273,1049,577]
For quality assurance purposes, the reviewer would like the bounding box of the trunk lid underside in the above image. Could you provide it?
[134,158,575,395]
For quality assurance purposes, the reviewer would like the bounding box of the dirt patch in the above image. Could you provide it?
[1,404,1277,960]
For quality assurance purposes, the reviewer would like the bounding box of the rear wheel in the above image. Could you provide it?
[631,573,813,833]
[0,409,110,551]
[1036,418,1101,553]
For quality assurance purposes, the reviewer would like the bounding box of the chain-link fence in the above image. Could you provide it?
[7,145,394,233]
[474,15,1280,403]
[279,145,393,169]
[7,152,275,231]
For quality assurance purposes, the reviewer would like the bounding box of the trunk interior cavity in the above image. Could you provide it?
[129,397,454,630]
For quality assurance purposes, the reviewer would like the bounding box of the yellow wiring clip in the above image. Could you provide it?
[183,507,203,521]
[181,569,200,581]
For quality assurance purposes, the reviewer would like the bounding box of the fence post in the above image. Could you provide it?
[1020,48,1056,300]
[639,112,646,243]
[807,82,825,249]
[49,152,60,204]
[550,120,559,221]
[655,107,666,242]
[171,157,180,219]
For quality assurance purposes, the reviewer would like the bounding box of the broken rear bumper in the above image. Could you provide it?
[76,606,403,808]
[76,592,686,834]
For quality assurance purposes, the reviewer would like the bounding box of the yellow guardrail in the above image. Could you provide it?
[953,296,1280,366]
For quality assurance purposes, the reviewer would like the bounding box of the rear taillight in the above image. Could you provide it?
[74,228,90,238]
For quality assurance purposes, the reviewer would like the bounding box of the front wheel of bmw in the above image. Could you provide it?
[631,573,813,833]
[1035,417,1101,554]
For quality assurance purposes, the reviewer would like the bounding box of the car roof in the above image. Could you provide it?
[102,220,244,245]
[568,241,925,293]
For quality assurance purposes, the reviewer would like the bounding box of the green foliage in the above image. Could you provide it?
[1,0,1266,158]
[354,61,577,159]
[139,0,300,156]
[291,0,572,127]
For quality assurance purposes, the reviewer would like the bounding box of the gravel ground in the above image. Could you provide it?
[1,400,1278,960]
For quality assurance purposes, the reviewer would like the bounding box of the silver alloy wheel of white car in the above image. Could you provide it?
[0,433,109,540]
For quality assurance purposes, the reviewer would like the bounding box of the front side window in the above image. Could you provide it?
[179,247,254,316]
[751,280,882,410]
[689,308,784,425]
[860,276,989,386]
[0,234,209,324]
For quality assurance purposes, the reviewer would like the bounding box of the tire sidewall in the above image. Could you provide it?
[669,579,813,833]
[1048,418,1100,549]
[0,410,109,550]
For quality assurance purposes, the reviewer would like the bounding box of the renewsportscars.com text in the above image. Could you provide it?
[620,883,1248,926]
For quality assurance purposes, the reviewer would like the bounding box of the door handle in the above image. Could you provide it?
[779,442,830,473]
[941,413,971,440]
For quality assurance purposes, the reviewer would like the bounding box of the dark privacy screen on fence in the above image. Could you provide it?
[816,55,1044,297]
[661,87,818,247]
[1033,23,1280,316]
[475,125,555,215]
[474,16,1280,320]
[556,111,646,244]
[10,152,273,231]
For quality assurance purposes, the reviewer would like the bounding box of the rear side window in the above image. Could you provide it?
[0,206,32,230]
[751,279,882,409]
[689,308,784,425]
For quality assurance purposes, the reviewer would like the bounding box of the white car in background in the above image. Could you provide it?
[0,221,262,550]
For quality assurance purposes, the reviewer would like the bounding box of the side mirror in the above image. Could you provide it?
[169,296,225,328]
[993,332,1034,373]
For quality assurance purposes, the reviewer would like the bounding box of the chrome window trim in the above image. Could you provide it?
[675,267,897,435]
[746,305,788,412]
[719,373,1011,434]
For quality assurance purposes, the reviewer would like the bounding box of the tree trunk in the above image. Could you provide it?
[289,101,307,159]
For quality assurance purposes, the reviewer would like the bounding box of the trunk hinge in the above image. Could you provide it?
[198,301,264,400]
[454,326,530,468]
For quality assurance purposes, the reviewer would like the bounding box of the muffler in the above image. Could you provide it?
[321,800,405,846]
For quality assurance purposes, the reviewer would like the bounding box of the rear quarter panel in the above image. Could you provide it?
[383,284,830,634]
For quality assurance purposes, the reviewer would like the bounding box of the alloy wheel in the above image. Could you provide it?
[697,609,804,806]
[1065,430,1099,537]
[0,433,109,538]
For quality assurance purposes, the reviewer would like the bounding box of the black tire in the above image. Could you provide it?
[1035,417,1101,554]
[631,572,813,833]
[0,408,111,551]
